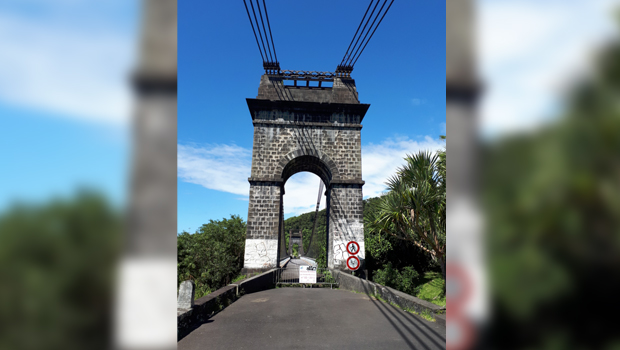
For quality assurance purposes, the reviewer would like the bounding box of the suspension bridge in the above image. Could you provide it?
[178,1,446,348]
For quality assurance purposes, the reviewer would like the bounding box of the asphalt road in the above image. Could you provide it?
[178,288,445,350]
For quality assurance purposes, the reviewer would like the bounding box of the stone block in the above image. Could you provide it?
[177,280,195,309]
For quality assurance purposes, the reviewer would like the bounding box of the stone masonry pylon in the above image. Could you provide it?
[242,72,370,271]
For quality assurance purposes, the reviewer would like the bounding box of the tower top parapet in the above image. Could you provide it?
[256,69,360,104]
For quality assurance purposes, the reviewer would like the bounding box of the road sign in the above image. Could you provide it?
[346,256,360,271]
[299,265,317,283]
[346,241,360,255]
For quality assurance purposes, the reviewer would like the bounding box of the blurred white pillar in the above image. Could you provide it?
[446,0,488,347]
[115,1,177,349]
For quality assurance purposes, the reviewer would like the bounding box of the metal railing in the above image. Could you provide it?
[274,267,338,288]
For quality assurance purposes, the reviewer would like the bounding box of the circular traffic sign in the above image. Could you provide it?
[346,256,360,270]
[346,241,360,255]
[447,315,475,350]
[446,263,472,311]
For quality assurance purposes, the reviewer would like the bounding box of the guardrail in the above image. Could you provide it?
[274,267,337,288]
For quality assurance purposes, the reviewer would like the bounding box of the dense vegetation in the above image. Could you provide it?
[482,23,620,348]
[364,147,446,305]
[0,192,121,350]
[363,196,440,284]
[366,149,446,280]
[177,215,246,298]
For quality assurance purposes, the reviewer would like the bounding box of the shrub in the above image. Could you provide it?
[373,263,420,296]
[177,215,246,299]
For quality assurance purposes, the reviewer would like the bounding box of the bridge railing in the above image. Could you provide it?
[273,268,337,288]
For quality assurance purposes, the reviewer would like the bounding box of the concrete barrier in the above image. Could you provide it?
[330,269,446,328]
[231,268,277,295]
[177,285,237,340]
[177,268,278,340]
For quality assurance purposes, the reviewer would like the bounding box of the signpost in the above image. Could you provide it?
[299,265,317,283]
[346,240,361,271]
[346,241,360,255]
[346,256,360,271]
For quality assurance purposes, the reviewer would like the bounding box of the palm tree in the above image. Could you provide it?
[366,149,446,280]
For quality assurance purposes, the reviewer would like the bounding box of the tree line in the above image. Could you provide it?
[177,142,447,301]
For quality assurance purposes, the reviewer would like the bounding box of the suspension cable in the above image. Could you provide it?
[340,0,375,67]
[338,0,395,71]
[342,0,381,68]
[263,0,278,64]
[305,180,324,258]
[248,0,271,63]
[255,0,274,63]
[242,0,265,62]
[350,0,395,67]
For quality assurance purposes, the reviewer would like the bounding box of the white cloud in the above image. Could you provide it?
[362,136,445,198]
[0,5,135,124]
[177,144,252,196]
[479,0,620,137]
[178,136,444,216]
[283,173,326,217]
[411,98,426,106]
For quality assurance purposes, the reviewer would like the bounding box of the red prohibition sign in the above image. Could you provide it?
[346,256,360,270]
[346,241,360,255]
[446,263,473,310]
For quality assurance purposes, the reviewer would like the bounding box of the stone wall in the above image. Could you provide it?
[177,269,278,340]
[330,269,446,328]
[243,74,369,270]
[250,124,363,182]
[329,184,365,268]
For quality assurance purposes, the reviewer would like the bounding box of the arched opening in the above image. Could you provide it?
[279,155,332,267]
[281,155,332,186]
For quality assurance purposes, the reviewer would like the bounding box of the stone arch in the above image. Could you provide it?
[277,148,339,186]
[242,73,369,271]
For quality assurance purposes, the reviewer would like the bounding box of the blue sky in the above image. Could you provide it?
[1,0,617,235]
[177,0,447,233]
[0,1,137,212]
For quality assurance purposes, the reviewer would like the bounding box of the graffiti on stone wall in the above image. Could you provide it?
[244,239,278,268]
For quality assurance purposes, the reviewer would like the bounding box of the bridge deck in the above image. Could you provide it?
[284,258,310,268]
[178,288,445,350]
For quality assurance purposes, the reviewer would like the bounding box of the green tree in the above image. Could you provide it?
[483,23,620,348]
[366,149,446,280]
[292,243,299,258]
[0,192,121,350]
[177,215,246,298]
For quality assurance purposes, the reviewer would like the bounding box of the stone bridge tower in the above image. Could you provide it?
[242,70,369,270]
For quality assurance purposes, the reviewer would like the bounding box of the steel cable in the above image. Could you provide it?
[255,0,274,62]
[340,0,375,66]
[342,0,381,67]
[263,0,278,63]
[350,0,395,66]
[248,0,270,63]
[242,0,265,62]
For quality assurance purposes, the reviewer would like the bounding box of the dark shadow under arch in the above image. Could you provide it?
[281,155,332,186]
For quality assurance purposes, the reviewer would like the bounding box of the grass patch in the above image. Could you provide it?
[415,272,445,308]
[232,274,246,283]
[402,306,435,322]
[372,292,436,322]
